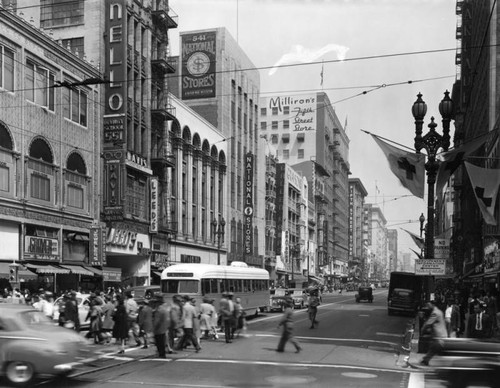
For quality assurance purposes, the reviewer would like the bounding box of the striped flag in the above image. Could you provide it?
[371,134,425,198]
[464,162,500,225]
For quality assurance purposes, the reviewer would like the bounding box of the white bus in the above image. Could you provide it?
[160,262,270,316]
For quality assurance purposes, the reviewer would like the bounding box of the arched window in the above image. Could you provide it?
[28,138,54,202]
[0,122,15,195]
[65,152,88,210]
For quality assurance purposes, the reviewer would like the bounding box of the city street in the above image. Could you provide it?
[28,290,434,388]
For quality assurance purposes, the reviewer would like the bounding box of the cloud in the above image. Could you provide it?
[268,44,349,75]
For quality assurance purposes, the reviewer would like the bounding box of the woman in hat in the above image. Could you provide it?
[112,295,129,354]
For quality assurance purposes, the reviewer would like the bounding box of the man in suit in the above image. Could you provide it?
[420,300,447,366]
[467,302,493,339]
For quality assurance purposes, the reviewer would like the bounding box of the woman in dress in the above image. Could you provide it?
[112,295,129,354]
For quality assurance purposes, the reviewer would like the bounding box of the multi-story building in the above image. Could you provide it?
[259,92,350,279]
[0,7,102,291]
[452,0,500,287]
[275,163,308,287]
[364,203,388,281]
[387,229,398,275]
[20,0,180,286]
[170,27,261,267]
[348,178,368,280]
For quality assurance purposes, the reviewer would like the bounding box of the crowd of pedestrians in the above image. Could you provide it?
[419,285,500,366]
[2,286,253,359]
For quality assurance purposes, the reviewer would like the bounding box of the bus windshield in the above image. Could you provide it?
[161,279,199,294]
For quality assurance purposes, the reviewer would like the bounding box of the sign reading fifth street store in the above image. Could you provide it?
[243,153,254,258]
[181,31,217,100]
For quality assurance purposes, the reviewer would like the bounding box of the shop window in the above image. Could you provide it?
[0,44,14,92]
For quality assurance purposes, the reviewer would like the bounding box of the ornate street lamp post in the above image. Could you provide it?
[212,217,226,266]
[412,91,453,265]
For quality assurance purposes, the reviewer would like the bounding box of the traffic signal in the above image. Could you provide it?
[9,264,19,283]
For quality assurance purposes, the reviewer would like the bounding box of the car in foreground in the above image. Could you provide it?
[0,304,86,386]
[52,293,91,329]
[387,287,419,316]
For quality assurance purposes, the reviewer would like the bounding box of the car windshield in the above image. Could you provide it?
[19,310,53,326]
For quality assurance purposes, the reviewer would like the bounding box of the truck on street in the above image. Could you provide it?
[387,271,424,316]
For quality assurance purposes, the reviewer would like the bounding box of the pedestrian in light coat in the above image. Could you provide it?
[420,300,447,366]
[175,296,201,352]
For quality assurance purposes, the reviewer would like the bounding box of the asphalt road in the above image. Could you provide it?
[30,289,437,388]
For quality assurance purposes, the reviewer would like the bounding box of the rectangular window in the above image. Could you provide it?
[272,107,278,115]
[283,120,289,129]
[40,0,84,28]
[283,106,290,115]
[63,83,88,127]
[260,122,267,130]
[298,149,304,159]
[271,134,278,144]
[26,60,55,110]
[0,45,14,92]
[67,185,84,208]
[260,108,267,116]
[126,174,147,218]
[0,165,9,191]
[271,121,278,130]
[60,37,84,58]
[31,174,50,201]
[283,149,289,159]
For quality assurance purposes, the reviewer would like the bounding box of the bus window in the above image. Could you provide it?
[210,279,219,294]
[161,279,179,294]
[201,279,210,295]
[234,279,242,293]
[178,280,199,294]
[219,279,225,293]
[243,279,250,292]
[227,279,234,293]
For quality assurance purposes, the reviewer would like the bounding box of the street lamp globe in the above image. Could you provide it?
[411,93,427,120]
[438,90,453,119]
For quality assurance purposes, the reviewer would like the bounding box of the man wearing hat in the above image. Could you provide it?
[276,296,301,353]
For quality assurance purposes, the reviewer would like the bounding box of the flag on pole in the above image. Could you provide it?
[436,132,495,194]
[402,228,425,251]
[410,248,423,260]
[370,134,425,198]
[464,162,500,225]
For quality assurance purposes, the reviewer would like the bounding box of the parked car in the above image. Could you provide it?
[267,289,288,312]
[52,293,91,329]
[355,287,373,303]
[288,288,307,309]
[0,304,87,386]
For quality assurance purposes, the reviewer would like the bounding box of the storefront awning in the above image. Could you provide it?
[0,262,37,280]
[25,263,71,274]
[309,275,323,284]
[59,264,95,276]
[152,271,162,277]
[83,266,103,276]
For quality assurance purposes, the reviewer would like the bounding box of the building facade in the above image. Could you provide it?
[0,6,102,291]
[348,178,368,281]
[452,0,500,288]
[259,92,350,279]
[364,204,388,281]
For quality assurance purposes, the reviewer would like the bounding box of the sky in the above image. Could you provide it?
[169,0,458,257]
